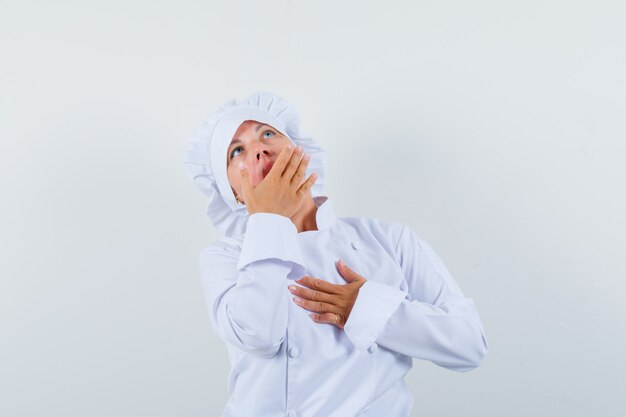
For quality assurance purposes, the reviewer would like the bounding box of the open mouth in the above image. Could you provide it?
[262,161,275,178]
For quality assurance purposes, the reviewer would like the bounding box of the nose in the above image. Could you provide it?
[249,141,271,161]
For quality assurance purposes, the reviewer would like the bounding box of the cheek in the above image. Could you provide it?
[270,138,293,155]
[278,136,293,148]
[227,167,241,193]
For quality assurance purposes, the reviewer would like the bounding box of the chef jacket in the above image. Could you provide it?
[199,195,488,417]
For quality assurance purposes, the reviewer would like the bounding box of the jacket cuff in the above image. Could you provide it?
[344,280,408,351]
[236,213,305,274]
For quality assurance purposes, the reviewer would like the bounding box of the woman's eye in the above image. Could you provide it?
[230,146,243,159]
[262,130,275,139]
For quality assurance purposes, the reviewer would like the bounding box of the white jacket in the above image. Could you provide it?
[199,196,488,417]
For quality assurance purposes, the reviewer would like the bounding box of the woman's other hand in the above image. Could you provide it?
[288,259,367,329]
[239,144,317,218]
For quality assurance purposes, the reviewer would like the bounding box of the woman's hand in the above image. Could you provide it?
[239,144,318,218]
[288,259,367,329]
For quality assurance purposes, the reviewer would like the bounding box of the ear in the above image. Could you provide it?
[230,186,243,204]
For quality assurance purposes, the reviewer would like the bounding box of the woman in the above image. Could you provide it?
[185,92,488,417]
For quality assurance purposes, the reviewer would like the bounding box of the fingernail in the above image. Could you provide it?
[288,285,296,292]
[293,297,302,303]
[304,153,311,161]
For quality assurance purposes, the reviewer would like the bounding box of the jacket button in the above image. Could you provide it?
[288,346,300,358]
[351,241,359,250]
[367,344,378,353]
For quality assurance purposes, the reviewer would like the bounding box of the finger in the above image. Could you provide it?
[295,171,318,198]
[336,259,366,283]
[281,145,304,180]
[296,276,340,295]
[290,152,311,188]
[238,162,252,198]
[288,283,333,304]
[293,296,338,314]
[267,144,295,179]
[310,312,344,327]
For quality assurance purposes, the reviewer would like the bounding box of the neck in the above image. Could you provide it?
[291,194,318,233]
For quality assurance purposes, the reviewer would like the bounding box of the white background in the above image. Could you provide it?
[2,1,625,416]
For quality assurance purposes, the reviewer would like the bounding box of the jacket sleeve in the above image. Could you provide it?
[198,213,306,358]
[343,224,488,372]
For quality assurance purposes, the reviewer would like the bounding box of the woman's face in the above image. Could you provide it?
[226,119,293,201]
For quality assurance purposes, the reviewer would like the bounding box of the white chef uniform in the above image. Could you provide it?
[199,195,488,417]
[186,92,488,417]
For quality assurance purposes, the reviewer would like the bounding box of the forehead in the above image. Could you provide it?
[232,120,261,138]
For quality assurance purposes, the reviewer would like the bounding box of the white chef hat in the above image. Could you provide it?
[184,92,327,237]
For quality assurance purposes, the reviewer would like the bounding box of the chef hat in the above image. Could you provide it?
[184,92,327,237]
